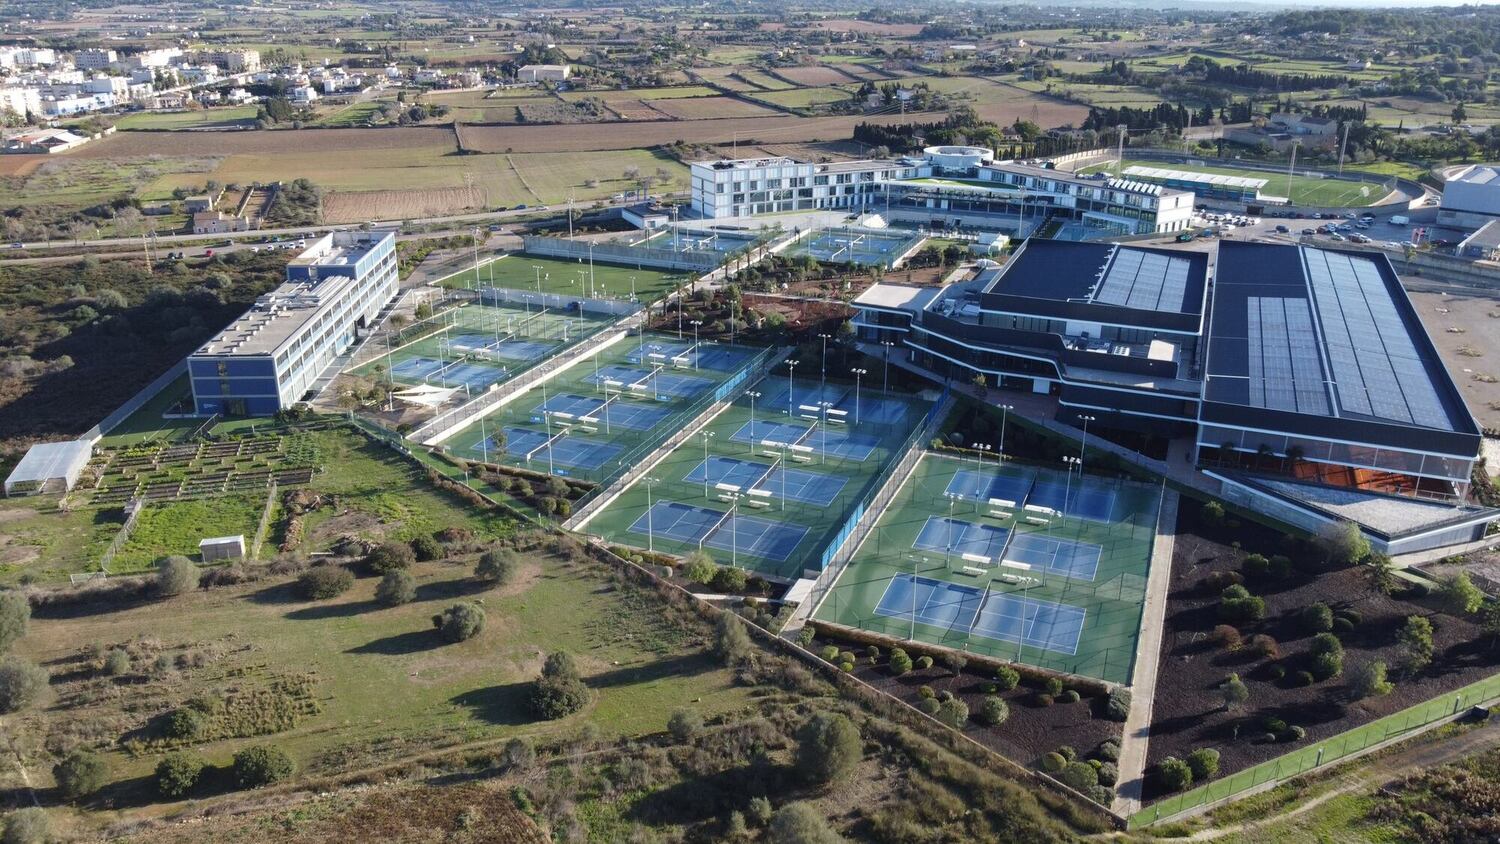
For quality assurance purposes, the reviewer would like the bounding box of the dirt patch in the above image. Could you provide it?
[774,65,862,86]
[0,507,40,524]
[0,543,40,567]
[0,154,47,177]
[1409,288,1500,430]
[1143,502,1500,799]
[308,510,387,547]
[323,186,486,224]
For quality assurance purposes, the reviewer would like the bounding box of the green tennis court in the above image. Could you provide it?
[438,254,694,303]
[584,376,936,580]
[811,452,1161,684]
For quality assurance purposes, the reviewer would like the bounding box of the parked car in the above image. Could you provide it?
[9,242,22,249]
[1176,231,1196,242]
[1274,225,1289,233]
[1301,228,1316,235]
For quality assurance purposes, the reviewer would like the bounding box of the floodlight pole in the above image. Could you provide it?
[644,476,659,552]
[541,377,554,476]
[701,430,714,497]
[818,333,831,384]
[881,341,894,393]
[998,404,1013,458]
[690,320,702,369]
[747,390,760,448]
[1078,414,1095,465]
[1062,455,1081,523]
[785,360,800,415]
[851,368,867,424]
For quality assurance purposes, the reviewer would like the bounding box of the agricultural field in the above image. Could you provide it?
[750,87,857,110]
[732,69,796,91]
[3,156,220,221]
[111,106,261,131]
[770,65,861,87]
[648,96,783,120]
[322,185,487,224]
[311,100,392,128]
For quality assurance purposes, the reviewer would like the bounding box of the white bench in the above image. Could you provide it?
[1024,516,1049,526]
[998,572,1022,585]
[1023,503,1057,517]
[959,566,986,577]
[717,494,735,503]
[987,509,1012,520]
[988,498,1017,509]
[790,454,812,463]
[745,499,770,509]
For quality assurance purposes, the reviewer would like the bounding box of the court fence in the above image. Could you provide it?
[477,286,643,318]
[1129,668,1500,829]
[521,235,723,273]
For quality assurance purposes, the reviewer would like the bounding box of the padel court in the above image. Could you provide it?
[874,574,1087,655]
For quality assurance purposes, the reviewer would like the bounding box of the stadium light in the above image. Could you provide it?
[817,332,832,383]
[644,476,661,552]
[785,360,800,415]
[997,404,1014,459]
[881,340,895,393]
[851,368,868,424]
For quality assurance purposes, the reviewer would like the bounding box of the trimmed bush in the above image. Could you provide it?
[1247,634,1280,659]
[915,655,933,670]
[1096,739,1121,762]
[1105,688,1132,721]
[1057,745,1078,762]
[530,651,592,719]
[155,752,207,798]
[1059,689,1081,704]
[1187,747,1220,780]
[1219,584,1266,623]
[1212,624,1242,650]
[364,542,415,574]
[1040,752,1066,773]
[0,657,48,714]
[1035,693,1055,707]
[1061,761,1098,791]
[1332,616,1355,633]
[667,708,703,741]
[1284,725,1307,742]
[918,697,941,715]
[794,712,862,784]
[888,648,913,676]
[432,602,485,643]
[375,570,416,607]
[711,566,749,593]
[1221,673,1249,711]
[918,685,936,700]
[994,666,1020,691]
[1043,677,1064,697]
[475,548,519,584]
[1241,554,1270,579]
[1301,602,1334,634]
[1204,570,1244,592]
[936,697,969,728]
[796,626,816,647]
[682,551,718,584]
[53,750,108,800]
[298,566,353,600]
[155,556,199,598]
[979,696,1009,726]
[1097,761,1119,787]
[1352,660,1394,699]
[1294,670,1315,687]
[1157,756,1194,792]
[103,649,130,677]
[233,745,295,788]
[820,645,840,663]
[768,802,842,844]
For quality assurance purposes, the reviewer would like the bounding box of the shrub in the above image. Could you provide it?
[711,566,750,593]
[0,657,48,713]
[1311,651,1343,681]
[103,649,131,676]
[1035,693,1054,707]
[298,566,353,600]
[1219,584,1266,623]
[1061,761,1098,791]
[888,648,913,676]
[1041,752,1066,773]
[1247,634,1280,659]
[163,706,208,740]
[1269,555,1294,579]
[1352,660,1394,699]
[1105,688,1131,721]
[233,745,295,788]
[364,542,415,574]
[1241,554,1270,579]
[1097,761,1119,786]
[375,570,416,606]
[1204,570,1244,592]
[1332,616,1354,634]
[1339,609,1363,626]
[712,613,752,663]
[0,590,29,655]
[918,697,941,715]
[941,652,968,676]
[475,548,519,584]
[915,655,933,670]
[1096,739,1121,762]
[936,697,968,729]
[409,535,443,562]
[1157,756,1194,792]
[155,555,199,597]
[156,752,207,798]
[796,626,816,648]
[794,712,862,784]
[1058,689,1081,704]
[917,685,936,700]
[1043,677,1064,697]
[979,696,1009,726]
[1212,624,1242,650]
[682,551,718,584]
[839,661,854,672]
[1268,664,1286,680]
[2,808,50,844]
[53,750,108,800]
[1301,603,1334,633]
[1438,572,1485,616]
[667,708,703,741]
[820,645,840,663]
[1398,615,1435,673]
[1221,673,1249,710]
[1284,725,1307,742]
[1200,501,1225,524]
[502,737,534,771]
[432,602,485,643]
[768,802,842,844]
[1057,745,1078,762]
[1187,747,1220,780]
[994,666,1020,691]
[1294,670,1315,687]
[530,651,591,719]
[1317,520,1370,567]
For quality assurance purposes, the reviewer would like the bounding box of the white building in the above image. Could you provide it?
[178,64,222,85]
[129,48,182,69]
[0,47,57,68]
[74,49,118,70]
[0,86,41,118]
[288,85,319,104]
[203,49,261,73]
[40,92,115,117]
[1439,163,1500,228]
[83,75,129,97]
[4,440,92,497]
[517,64,570,83]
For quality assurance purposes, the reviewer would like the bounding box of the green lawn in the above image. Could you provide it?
[812,452,1160,684]
[437,254,695,303]
[114,494,265,572]
[0,498,123,586]
[1081,158,1394,207]
[113,106,260,131]
[313,100,391,128]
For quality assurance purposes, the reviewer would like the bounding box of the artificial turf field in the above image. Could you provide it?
[438,254,694,304]
[811,452,1161,684]
[1080,158,1393,207]
[585,377,934,580]
[351,300,616,393]
[443,333,769,485]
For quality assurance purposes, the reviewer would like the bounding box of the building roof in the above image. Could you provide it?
[1451,164,1500,186]
[5,440,91,489]
[691,156,800,172]
[1123,164,1268,191]
[853,282,942,312]
[1205,242,1475,435]
[1459,218,1500,250]
[979,239,1207,326]
[1227,474,1497,540]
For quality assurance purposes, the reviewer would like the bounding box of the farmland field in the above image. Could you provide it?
[751,87,856,109]
[772,65,861,86]
[733,69,795,90]
[112,106,261,131]
[649,95,784,119]
[322,185,487,223]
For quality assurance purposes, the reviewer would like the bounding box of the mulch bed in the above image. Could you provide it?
[811,634,1121,767]
[1143,501,1500,799]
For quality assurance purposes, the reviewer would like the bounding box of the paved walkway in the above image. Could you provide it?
[1114,486,1180,818]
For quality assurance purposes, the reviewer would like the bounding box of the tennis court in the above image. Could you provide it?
[389,357,509,391]
[447,336,555,363]
[812,451,1160,684]
[589,365,714,398]
[537,394,671,431]
[502,427,622,471]
[586,375,936,578]
[874,574,1086,656]
[626,340,753,372]
[439,254,694,304]
[627,500,810,562]
[790,226,923,268]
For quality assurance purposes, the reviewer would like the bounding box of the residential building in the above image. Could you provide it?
[39,92,114,116]
[0,86,41,119]
[517,64,570,82]
[203,49,261,73]
[83,75,129,97]
[74,49,118,70]
[2,128,90,154]
[0,47,57,68]
[192,210,251,234]
[188,231,400,416]
[129,48,182,69]
[288,85,319,104]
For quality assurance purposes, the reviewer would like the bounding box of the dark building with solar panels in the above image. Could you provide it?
[854,239,1489,551]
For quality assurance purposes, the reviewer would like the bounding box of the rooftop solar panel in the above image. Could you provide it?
[1092,247,1194,313]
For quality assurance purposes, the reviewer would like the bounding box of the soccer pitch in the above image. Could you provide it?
[1082,159,1392,207]
[811,452,1161,684]
[438,254,694,303]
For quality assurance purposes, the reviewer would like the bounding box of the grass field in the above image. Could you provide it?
[113,106,261,131]
[114,494,265,571]
[751,87,856,110]
[560,85,717,102]
[812,452,1159,684]
[1080,158,1394,207]
[438,254,695,303]
[0,498,123,585]
[312,100,391,128]
[586,376,932,579]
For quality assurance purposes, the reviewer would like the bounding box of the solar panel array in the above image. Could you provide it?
[1303,249,1453,429]
[1093,247,1193,313]
[1246,297,1330,415]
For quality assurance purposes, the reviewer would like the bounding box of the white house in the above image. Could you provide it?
[288,85,319,104]
[517,64,569,83]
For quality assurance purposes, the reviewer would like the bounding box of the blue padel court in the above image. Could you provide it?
[390,357,508,391]
[874,574,1086,656]
[729,420,812,447]
[727,421,879,462]
[853,396,911,426]
[946,469,1118,521]
[914,516,1011,561]
[536,394,672,430]
[627,342,749,372]
[682,456,849,506]
[445,335,556,363]
[498,427,622,471]
[590,365,713,398]
[911,515,1102,581]
[627,500,810,562]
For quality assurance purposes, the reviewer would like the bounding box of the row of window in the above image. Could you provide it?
[1198,423,1473,482]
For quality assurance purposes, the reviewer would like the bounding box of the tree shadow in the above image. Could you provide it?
[449,681,537,726]
[284,599,380,621]
[414,578,491,602]
[247,580,305,605]
[585,653,712,689]
[346,630,441,655]
[627,763,802,826]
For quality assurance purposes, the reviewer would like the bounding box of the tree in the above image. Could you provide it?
[2,807,50,844]
[668,707,703,741]
[530,650,591,719]
[1157,756,1194,791]
[0,590,30,654]
[1061,761,1099,791]
[1310,632,1345,680]
[375,570,416,606]
[1317,521,1369,567]
[1454,101,1468,123]
[475,547,519,584]
[53,750,108,800]
[233,745,295,788]
[409,535,443,562]
[0,657,48,713]
[794,712,862,785]
[365,542,415,574]
[1186,747,1220,780]
[711,566,749,593]
[1363,553,1398,595]
[713,612,752,664]
[1219,584,1266,623]
[1438,572,1485,616]
[1352,660,1394,699]
[979,695,1009,726]
[1221,673,1249,711]
[432,602,485,643]
[1398,615,1434,673]
[155,555,199,597]
[995,666,1021,691]
[155,752,207,798]
[298,566,353,600]
[682,550,718,584]
[767,802,846,844]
